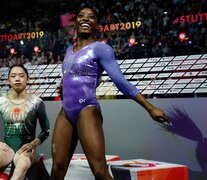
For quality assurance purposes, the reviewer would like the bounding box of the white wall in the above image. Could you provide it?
[1,98,207,179]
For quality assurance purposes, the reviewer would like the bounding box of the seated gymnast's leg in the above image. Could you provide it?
[51,107,78,180]
[10,149,37,180]
[0,142,14,170]
[77,106,113,180]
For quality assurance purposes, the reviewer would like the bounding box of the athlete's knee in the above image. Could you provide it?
[51,166,65,180]
[51,158,68,180]
[52,161,65,172]
[90,161,108,179]
[14,156,32,172]
[0,148,14,168]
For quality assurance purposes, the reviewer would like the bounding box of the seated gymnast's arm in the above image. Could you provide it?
[35,98,50,147]
[18,98,50,154]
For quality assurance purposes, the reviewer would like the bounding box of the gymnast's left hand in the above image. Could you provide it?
[148,106,171,125]
[17,143,35,154]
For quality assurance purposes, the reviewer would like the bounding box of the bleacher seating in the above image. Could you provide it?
[0,54,207,100]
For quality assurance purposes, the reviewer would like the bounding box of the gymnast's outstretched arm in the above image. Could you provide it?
[95,42,170,124]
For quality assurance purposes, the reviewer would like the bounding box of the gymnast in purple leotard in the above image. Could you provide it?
[51,6,170,180]
[62,41,139,126]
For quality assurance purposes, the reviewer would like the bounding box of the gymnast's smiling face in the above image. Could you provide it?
[75,7,98,36]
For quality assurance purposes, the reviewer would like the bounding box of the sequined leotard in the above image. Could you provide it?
[62,41,139,126]
[0,93,50,152]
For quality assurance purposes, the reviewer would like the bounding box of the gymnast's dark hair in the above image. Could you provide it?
[76,5,100,23]
[8,64,29,78]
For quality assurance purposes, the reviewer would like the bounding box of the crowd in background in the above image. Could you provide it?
[0,0,207,67]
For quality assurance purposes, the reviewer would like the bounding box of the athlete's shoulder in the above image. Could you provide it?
[29,93,44,105]
[63,45,73,58]
[0,92,7,97]
[0,93,8,103]
[95,41,112,49]
[94,41,114,54]
[65,45,73,53]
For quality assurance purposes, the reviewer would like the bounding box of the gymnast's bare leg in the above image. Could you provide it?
[0,142,14,170]
[77,106,113,180]
[51,108,78,180]
[11,150,37,180]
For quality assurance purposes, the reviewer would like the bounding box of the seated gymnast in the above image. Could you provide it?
[51,6,170,180]
[0,65,50,180]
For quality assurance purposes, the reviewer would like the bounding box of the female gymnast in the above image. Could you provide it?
[51,6,170,180]
[0,65,50,180]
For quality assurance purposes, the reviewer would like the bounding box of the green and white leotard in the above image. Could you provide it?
[0,93,50,152]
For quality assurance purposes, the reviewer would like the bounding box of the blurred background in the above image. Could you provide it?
[0,0,206,66]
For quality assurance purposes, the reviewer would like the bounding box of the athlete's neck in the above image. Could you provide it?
[9,89,29,100]
[74,37,96,52]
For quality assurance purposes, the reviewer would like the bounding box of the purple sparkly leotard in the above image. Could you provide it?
[62,41,139,126]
